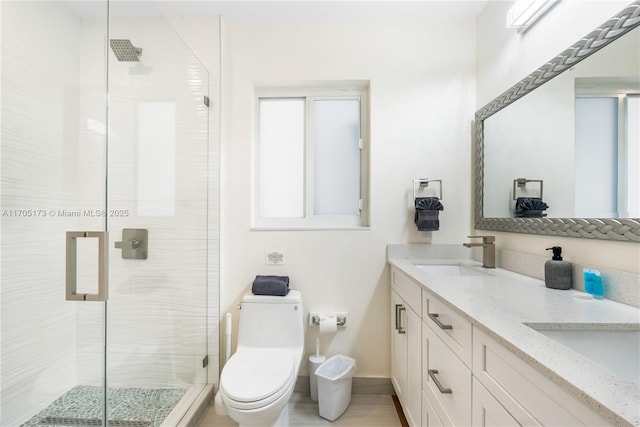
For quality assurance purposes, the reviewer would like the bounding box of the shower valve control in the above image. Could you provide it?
[115,228,148,260]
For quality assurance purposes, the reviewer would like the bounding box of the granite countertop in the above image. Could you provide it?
[387,246,640,427]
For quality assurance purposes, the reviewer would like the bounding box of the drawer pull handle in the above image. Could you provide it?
[395,304,402,331]
[428,313,453,330]
[397,306,406,334]
[428,369,452,394]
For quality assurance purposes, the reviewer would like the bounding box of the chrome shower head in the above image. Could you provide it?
[109,39,142,62]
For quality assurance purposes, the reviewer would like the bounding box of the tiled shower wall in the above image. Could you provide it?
[0,2,220,425]
[1,2,84,424]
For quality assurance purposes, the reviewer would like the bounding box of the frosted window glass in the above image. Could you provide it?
[627,95,640,217]
[259,99,304,218]
[137,102,176,216]
[313,99,360,215]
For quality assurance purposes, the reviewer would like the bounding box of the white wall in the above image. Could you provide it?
[476,1,640,274]
[221,19,476,377]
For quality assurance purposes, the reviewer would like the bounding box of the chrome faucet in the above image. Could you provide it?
[463,235,496,268]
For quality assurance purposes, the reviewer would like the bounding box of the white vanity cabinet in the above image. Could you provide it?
[390,263,618,427]
[391,269,422,427]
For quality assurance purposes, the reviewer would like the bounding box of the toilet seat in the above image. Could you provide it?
[220,348,296,411]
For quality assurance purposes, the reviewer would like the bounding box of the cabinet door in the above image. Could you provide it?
[406,305,421,427]
[391,290,407,404]
[472,378,520,427]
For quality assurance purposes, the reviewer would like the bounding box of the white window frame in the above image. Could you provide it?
[252,82,370,230]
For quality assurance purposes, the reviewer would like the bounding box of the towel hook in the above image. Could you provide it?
[413,178,443,200]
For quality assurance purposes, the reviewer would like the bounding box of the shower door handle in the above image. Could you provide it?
[65,231,109,301]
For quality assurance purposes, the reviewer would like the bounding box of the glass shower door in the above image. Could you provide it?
[1,1,209,426]
[103,2,210,425]
[1,1,111,425]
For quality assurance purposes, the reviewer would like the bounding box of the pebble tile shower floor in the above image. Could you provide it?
[21,386,186,427]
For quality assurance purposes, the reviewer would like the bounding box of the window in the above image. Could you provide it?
[253,84,369,229]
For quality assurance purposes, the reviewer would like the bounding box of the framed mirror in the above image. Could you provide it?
[474,1,640,241]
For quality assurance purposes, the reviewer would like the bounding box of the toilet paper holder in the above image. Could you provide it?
[309,312,347,327]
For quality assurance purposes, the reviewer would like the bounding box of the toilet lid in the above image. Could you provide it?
[220,348,295,403]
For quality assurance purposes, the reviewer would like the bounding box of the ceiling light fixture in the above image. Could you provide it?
[506,0,559,33]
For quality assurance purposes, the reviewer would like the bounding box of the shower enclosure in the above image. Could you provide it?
[1,1,215,426]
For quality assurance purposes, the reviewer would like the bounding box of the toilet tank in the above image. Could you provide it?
[237,290,304,349]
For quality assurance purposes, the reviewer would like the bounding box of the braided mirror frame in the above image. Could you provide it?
[474,1,640,242]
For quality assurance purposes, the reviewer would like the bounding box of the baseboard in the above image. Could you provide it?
[294,376,393,395]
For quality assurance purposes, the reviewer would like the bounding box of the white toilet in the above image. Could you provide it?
[219,290,304,427]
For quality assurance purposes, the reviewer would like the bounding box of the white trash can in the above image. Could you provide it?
[315,355,357,421]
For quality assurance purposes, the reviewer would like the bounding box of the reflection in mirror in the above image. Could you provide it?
[575,89,639,218]
[475,2,640,241]
[483,24,639,219]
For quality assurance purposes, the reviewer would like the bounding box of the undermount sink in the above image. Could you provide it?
[414,264,491,277]
[528,326,640,385]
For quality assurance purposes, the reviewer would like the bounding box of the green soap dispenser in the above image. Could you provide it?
[544,246,572,290]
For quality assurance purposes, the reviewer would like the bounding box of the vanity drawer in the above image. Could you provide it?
[422,389,454,427]
[473,327,609,426]
[472,377,520,427]
[392,267,421,315]
[423,319,471,426]
[422,290,472,367]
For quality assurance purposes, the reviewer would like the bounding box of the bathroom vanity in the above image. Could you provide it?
[388,245,640,427]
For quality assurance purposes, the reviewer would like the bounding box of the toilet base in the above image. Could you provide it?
[238,404,289,427]
[213,391,227,416]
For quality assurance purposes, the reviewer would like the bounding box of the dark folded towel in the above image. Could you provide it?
[415,197,444,211]
[515,197,549,218]
[252,275,290,296]
[414,197,444,231]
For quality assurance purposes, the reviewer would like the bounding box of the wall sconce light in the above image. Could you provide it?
[506,0,559,33]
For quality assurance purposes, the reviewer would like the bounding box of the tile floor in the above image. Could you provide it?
[196,392,404,426]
